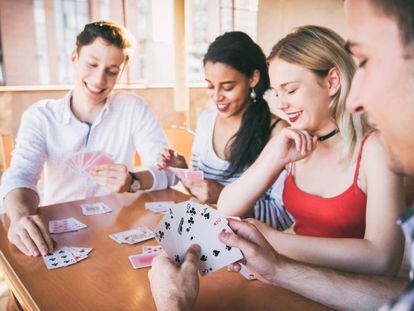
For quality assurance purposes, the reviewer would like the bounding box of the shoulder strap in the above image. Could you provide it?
[270,118,281,131]
[353,129,376,183]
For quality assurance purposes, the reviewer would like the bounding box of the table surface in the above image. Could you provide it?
[0,189,331,311]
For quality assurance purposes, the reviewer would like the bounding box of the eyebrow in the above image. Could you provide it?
[205,79,236,85]
[89,56,121,68]
[280,81,299,88]
[344,41,357,54]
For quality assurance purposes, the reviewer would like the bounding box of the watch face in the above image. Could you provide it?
[130,180,141,192]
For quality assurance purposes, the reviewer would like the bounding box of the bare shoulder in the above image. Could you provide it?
[360,131,394,177]
[270,115,289,138]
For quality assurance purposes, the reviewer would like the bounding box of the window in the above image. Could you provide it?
[34,0,50,84]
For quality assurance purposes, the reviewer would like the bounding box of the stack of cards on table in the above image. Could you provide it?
[109,227,155,245]
[169,167,204,181]
[81,202,112,216]
[43,246,93,270]
[129,245,163,269]
[64,150,114,175]
[145,201,174,214]
[154,200,243,276]
[49,217,87,234]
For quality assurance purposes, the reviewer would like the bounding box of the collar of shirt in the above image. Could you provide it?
[61,90,112,127]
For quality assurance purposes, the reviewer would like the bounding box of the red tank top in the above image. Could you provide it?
[283,132,374,238]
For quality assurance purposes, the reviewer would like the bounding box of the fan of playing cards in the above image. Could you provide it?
[154,200,243,276]
[64,150,114,175]
[168,167,204,181]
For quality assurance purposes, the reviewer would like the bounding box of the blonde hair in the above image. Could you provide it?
[268,25,370,163]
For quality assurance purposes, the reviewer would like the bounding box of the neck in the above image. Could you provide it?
[71,89,106,123]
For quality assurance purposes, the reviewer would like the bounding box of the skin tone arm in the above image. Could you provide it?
[147,218,406,311]
[221,220,407,311]
[4,188,54,256]
[217,127,317,217]
[250,134,405,275]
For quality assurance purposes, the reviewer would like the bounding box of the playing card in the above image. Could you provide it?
[49,217,87,234]
[155,201,243,275]
[239,263,257,280]
[142,245,163,254]
[81,202,112,216]
[42,247,77,270]
[109,227,155,244]
[145,201,174,214]
[67,247,93,262]
[129,252,159,269]
[84,151,115,174]
[184,170,204,181]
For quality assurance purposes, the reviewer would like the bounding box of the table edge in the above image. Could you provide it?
[0,251,40,311]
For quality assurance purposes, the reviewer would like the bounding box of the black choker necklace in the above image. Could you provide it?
[317,128,339,142]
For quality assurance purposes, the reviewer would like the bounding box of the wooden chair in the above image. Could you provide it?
[134,126,195,167]
[0,133,14,170]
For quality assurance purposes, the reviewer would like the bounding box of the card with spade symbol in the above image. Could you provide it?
[154,200,243,276]
[42,247,77,270]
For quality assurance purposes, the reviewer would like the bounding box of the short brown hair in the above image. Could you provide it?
[369,0,414,48]
[76,20,135,62]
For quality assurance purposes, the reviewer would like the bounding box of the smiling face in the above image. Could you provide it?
[345,0,414,175]
[268,58,336,135]
[72,37,126,107]
[204,61,258,118]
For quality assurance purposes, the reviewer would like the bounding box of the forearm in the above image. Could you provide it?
[272,257,407,311]
[4,188,40,222]
[264,230,401,275]
[217,151,285,216]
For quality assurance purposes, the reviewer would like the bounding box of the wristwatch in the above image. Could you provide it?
[128,172,141,193]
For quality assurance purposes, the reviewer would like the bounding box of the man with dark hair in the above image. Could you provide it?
[149,0,414,310]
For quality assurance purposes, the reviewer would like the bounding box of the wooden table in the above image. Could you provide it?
[0,189,330,310]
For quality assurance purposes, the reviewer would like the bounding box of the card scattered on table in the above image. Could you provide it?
[49,217,87,234]
[109,227,155,245]
[65,150,114,176]
[42,246,93,270]
[81,202,112,216]
[168,167,204,181]
[154,201,243,276]
[142,245,163,254]
[145,201,174,214]
[129,252,159,269]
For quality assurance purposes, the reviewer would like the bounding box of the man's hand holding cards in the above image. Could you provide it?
[154,201,243,276]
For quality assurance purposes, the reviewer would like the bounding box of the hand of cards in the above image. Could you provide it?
[169,167,204,181]
[42,246,93,270]
[65,150,114,176]
[154,200,243,276]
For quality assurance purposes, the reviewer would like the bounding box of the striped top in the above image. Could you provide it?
[190,108,294,230]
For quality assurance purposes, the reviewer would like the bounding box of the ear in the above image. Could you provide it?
[327,67,341,97]
[249,69,261,88]
[70,49,78,64]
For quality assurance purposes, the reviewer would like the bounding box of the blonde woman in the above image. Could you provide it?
[218,25,404,275]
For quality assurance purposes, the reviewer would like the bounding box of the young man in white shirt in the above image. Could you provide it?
[0,21,175,257]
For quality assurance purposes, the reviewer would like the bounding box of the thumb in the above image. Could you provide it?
[181,244,201,273]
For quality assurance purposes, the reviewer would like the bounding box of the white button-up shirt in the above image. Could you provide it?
[0,91,176,209]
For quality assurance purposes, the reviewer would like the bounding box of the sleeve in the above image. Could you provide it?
[0,105,47,212]
[189,111,207,171]
[131,98,177,191]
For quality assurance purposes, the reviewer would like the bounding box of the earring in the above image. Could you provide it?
[250,88,257,102]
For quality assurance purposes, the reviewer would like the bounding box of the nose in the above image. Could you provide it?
[212,88,224,103]
[277,96,289,110]
[93,68,107,86]
[346,71,365,115]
